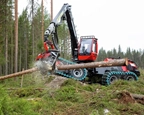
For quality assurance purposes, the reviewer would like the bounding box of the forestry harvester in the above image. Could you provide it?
[35,3,140,85]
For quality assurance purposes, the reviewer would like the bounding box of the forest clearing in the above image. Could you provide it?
[0,1,144,115]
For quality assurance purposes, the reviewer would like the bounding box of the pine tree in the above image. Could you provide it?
[0,0,13,75]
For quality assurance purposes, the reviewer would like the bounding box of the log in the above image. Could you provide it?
[57,58,128,70]
[131,94,144,100]
[0,68,38,80]
[131,93,144,105]
[0,58,128,80]
[118,91,144,105]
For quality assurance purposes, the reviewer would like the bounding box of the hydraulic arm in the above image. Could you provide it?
[44,3,78,61]
[36,3,80,74]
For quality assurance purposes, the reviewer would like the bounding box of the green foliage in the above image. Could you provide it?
[0,87,39,115]
[61,79,80,86]
[0,88,11,115]
[8,99,39,115]
[0,72,144,114]
[55,86,84,102]
[0,53,5,65]
[82,84,98,92]
[9,88,43,98]
[37,39,43,53]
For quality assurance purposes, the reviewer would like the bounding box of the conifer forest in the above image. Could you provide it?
[0,0,144,76]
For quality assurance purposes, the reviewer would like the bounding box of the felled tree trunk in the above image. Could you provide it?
[131,94,144,100]
[0,68,38,80]
[118,91,144,105]
[57,58,128,70]
[0,58,128,80]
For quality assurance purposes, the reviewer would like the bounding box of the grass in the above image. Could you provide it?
[0,69,144,115]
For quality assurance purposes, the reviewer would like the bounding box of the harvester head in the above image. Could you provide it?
[35,50,60,75]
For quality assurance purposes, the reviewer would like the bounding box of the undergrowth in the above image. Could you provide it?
[0,69,143,115]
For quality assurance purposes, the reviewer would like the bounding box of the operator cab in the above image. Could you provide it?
[78,36,98,62]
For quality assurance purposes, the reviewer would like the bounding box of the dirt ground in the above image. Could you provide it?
[45,75,68,90]
[118,91,144,105]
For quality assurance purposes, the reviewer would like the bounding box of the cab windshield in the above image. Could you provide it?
[79,39,92,54]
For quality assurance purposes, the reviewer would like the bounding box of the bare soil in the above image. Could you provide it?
[45,75,68,90]
[118,91,144,105]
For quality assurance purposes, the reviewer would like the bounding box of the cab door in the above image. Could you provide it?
[78,36,98,62]
[91,38,98,61]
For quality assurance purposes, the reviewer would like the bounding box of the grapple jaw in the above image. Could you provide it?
[35,50,60,75]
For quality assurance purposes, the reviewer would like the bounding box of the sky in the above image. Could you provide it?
[18,0,144,52]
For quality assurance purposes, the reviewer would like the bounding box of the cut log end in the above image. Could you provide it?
[125,58,129,66]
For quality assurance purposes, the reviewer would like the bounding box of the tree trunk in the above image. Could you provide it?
[41,0,44,41]
[0,58,128,80]
[19,40,22,71]
[0,68,38,80]
[14,0,18,73]
[131,94,144,100]
[5,34,8,75]
[25,30,28,70]
[10,21,14,74]
[5,0,8,75]
[51,0,53,21]
[32,0,35,60]
[57,58,128,70]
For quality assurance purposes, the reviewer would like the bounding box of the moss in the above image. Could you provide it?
[0,69,144,115]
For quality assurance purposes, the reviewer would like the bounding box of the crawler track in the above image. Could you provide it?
[55,57,87,80]
[101,71,138,85]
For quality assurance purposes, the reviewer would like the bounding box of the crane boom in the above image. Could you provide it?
[44,3,78,60]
